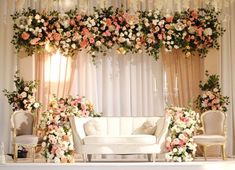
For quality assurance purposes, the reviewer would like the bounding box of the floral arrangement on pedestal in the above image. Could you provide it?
[11,6,224,60]
[195,71,229,113]
[40,95,101,163]
[2,71,41,112]
[165,107,200,162]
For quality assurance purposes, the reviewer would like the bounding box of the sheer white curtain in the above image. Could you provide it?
[221,0,235,156]
[0,0,18,153]
[71,51,164,116]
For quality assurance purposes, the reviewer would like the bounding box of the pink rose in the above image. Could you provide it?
[196,27,203,37]
[70,19,76,26]
[53,32,61,41]
[80,39,88,48]
[21,32,30,40]
[89,37,95,44]
[166,16,173,23]
[158,34,163,40]
[30,38,40,45]
[76,15,81,20]
[82,28,90,36]
[106,18,112,26]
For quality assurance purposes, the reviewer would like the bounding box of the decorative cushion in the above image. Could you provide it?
[154,117,165,137]
[84,119,102,136]
[83,135,157,144]
[132,120,157,135]
[15,135,38,145]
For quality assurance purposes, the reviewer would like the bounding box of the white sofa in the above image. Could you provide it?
[69,116,170,162]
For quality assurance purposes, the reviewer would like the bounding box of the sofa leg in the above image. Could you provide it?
[82,154,87,163]
[147,154,151,162]
[152,153,156,162]
[87,154,92,162]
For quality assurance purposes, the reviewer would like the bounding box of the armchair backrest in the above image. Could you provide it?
[11,110,34,136]
[201,110,226,135]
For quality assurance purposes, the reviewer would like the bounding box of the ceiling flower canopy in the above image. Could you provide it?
[11,5,224,60]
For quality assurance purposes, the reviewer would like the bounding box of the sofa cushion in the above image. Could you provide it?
[84,119,103,136]
[132,120,157,135]
[83,135,156,144]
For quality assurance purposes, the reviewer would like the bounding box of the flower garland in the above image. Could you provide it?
[195,71,229,113]
[40,95,101,163]
[11,6,224,60]
[2,71,41,112]
[165,107,200,162]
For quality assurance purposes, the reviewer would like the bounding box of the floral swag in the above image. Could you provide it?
[11,6,224,60]
[39,95,101,163]
[166,107,200,162]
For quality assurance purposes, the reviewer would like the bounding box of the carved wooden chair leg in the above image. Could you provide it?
[221,145,226,160]
[147,154,151,162]
[203,146,207,161]
[152,153,156,162]
[82,154,87,163]
[13,144,18,162]
[87,154,92,162]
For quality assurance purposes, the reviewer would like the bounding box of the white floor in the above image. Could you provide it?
[1,156,235,170]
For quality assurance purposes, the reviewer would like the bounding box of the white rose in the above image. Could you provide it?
[213,88,219,92]
[24,87,29,91]
[173,148,178,153]
[34,102,40,108]
[35,14,41,20]
[179,133,185,140]
[95,41,101,46]
[204,28,212,36]
[188,26,196,34]
[21,91,27,98]
[71,44,76,49]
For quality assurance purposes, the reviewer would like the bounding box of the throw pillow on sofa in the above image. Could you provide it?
[132,120,157,135]
[84,119,102,136]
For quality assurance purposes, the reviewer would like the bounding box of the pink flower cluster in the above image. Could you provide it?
[11,6,224,59]
[196,88,229,113]
[40,95,100,163]
[2,71,41,112]
[165,107,200,162]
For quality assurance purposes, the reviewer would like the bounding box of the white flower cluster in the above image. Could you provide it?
[165,107,200,162]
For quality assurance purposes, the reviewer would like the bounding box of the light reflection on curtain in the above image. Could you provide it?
[35,50,75,112]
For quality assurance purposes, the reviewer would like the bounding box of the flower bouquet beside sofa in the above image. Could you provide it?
[39,95,101,163]
[165,107,200,162]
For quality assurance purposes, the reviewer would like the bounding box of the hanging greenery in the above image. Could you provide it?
[11,6,224,60]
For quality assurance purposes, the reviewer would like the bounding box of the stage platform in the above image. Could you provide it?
[1,157,235,170]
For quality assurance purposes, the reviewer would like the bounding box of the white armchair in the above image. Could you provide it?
[11,110,39,162]
[193,110,226,160]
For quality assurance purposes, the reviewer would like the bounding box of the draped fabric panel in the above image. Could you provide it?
[162,49,204,107]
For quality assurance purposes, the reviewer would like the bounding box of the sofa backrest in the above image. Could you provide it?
[69,116,169,153]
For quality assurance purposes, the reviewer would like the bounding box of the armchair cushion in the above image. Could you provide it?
[193,135,226,144]
[15,135,38,145]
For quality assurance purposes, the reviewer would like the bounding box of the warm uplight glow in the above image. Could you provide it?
[45,50,71,82]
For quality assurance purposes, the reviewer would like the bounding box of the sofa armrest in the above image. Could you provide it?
[69,116,85,154]
[154,116,170,153]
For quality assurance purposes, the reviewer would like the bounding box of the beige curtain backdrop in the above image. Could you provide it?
[162,49,204,108]
[35,50,76,121]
